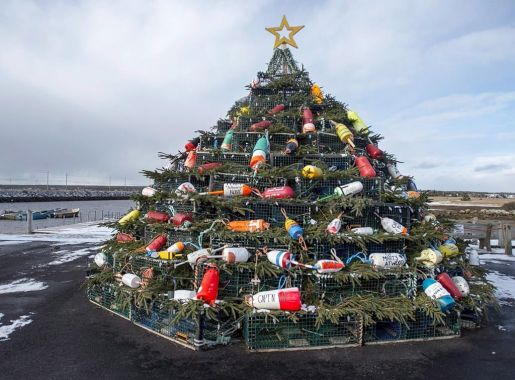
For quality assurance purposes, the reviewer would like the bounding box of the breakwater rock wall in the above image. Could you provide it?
[0,185,142,202]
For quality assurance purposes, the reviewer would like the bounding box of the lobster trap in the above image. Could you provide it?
[231,132,264,153]
[345,204,412,231]
[195,263,303,299]
[196,151,252,167]
[214,119,232,134]
[270,152,304,168]
[304,153,354,171]
[240,199,315,227]
[243,311,362,351]
[210,172,287,192]
[363,310,461,344]
[268,132,297,151]
[295,177,383,200]
[198,134,225,150]
[86,283,132,320]
[307,269,417,306]
[131,296,235,350]
[209,235,290,252]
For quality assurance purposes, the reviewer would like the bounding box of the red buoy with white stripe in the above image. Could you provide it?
[246,287,301,311]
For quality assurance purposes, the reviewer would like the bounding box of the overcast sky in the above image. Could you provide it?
[1,0,514,191]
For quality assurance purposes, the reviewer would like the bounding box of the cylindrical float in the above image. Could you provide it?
[196,264,219,305]
[423,278,455,312]
[452,276,470,297]
[184,150,197,169]
[94,252,108,267]
[198,162,223,174]
[355,156,376,177]
[266,250,293,269]
[368,253,406,268]
[301,165,323,179]
[116,232,135,243]
[346,110,368,133]
[268,104,285,115]
[141,187,157,197]
[334,181,363,197]
[122,273,141,289]
[437,273,462,300]
[146,234,167,252]
[365,144,383,160]
[145,210,170,223]
[175,182,197,199]
[351,227,374,235]
[221,130,234,151]
[313,260,345,273]
[118,210,140,226]
[414,248,443,267]
[246,287,301,311]
[250,136,269,169]
[221,247,251,263]
[378,216,408,235]
[170,213,193,227]
[250,120,272,132]
[226,219,270,232]
[262,186,295,199]
[184,137,200,152]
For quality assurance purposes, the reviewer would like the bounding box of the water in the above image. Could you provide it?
[0,199,135,234]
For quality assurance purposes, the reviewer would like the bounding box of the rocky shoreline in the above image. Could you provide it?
[0,186,141,203]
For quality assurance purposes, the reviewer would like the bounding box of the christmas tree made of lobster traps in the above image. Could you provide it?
[87,18,495,351]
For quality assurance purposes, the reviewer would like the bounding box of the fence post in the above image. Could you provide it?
[479,224,492,251]
[27,210,33,234]
[503,224,513,256]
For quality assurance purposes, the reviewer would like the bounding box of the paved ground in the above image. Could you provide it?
[1,239,514,380]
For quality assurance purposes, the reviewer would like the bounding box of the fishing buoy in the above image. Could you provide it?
[326,213,343,234]
[365,144,383,160]
[221,130,234,151]
[250,120,272,132]
[158,242,186,260]
[146,235,167,252]
[368,253,407,268]
[302,106,316,133]
[285,138,299,155]
[200,183,256,197]
[407,191,420,199]
[221,247,251,263]
[175,182,197,199]
[355,156,376,177]
[185,246,225,266]
[196,263,219,306]
[250,136,269,169]
[303,123,316,133]
[335,181,364,197]
[346,110,368,134]
[330,120,355,148]
[226,219,270,232]
[145,210,170,223]
[266,250,294,269]
[423,214,437,224]
[439,243,460,258]
[423,278,455,312]
[351,227,374,235]
[386,163,403,179]
[262,186,295,199]
[452,276,470,297]
[197,162,223,174]
[118,210,140,226]
[268,104,285,115]
[311,84,324,104]
[170,213,193,227]
[468,249,480,266]
[376,213,408,235]
[246,287,302,311]
[407,178,418,191]
[414,248,443,267]
[184,150,197,169]
[122,273,141,289]
[116,232,135,243]
[184,137,200,152]
[437,273,462,300]
[94,252,108,267]
[141,187,157,197]
[281,208,307,251]
[312,260,344,273]
[301,165,323,179]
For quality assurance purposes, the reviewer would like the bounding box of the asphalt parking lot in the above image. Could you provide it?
[1,240,514,380]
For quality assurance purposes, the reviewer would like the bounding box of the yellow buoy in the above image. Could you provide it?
[311,84,324,104]
[118,209,140,226]
[347,110,369,134]
[302,165,323,179]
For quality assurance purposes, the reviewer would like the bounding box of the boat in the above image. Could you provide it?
[0,211,22,220]
[1,210,54,220]
[51,208,80,218]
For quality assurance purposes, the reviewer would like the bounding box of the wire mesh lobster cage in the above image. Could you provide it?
[363,310,461,344]
[268,132,296,151]
[131,296,235,350]
[86,283,132,320]
[270,152,305,168]
[240,199,315,227]
[209,235,290,253]
[304,153,354,171]
[243,311,362,351]
[196,151,252,167]
[344,204,412,231]
[153,173,194,192]
[195,263,303,299]
[305,238,406,262]
[294,177,383,200]
[231,132,265,153]
[308,268,417,306]
[144,225,200,246]
[210,172,287,193]
[214,119,233,134]
[198,134,225,150]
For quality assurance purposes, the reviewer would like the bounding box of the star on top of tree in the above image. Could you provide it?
[266,15,304,49]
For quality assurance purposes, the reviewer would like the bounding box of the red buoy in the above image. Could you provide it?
[437,273,463,300]
[268,104,285,115]
[262,186,295,199]
[365,143,384,160]
[355,156,376,178]
[145,210,170,223]
[198,162,223,174]
[184,151,197,169]
[116,232,135,243]
[196,263,219,305]
[171,213,193,227]
[184,137,200,152]
[146,234,167,252]
[250,120,272,132]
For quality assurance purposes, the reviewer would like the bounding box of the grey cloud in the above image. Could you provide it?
[474,163,505,172]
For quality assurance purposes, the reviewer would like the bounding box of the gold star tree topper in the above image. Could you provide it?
[266,15,304,49]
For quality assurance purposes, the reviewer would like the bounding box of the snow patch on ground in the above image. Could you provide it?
[0,313,34,341]
[486,270,515,305]
[47,248,95,266]
[0,222,113,244]
[480,254,515,266]
[0,241,27,246]
[0,278,48,294]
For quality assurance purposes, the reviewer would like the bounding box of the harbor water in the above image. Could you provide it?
[0,199,135,234]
